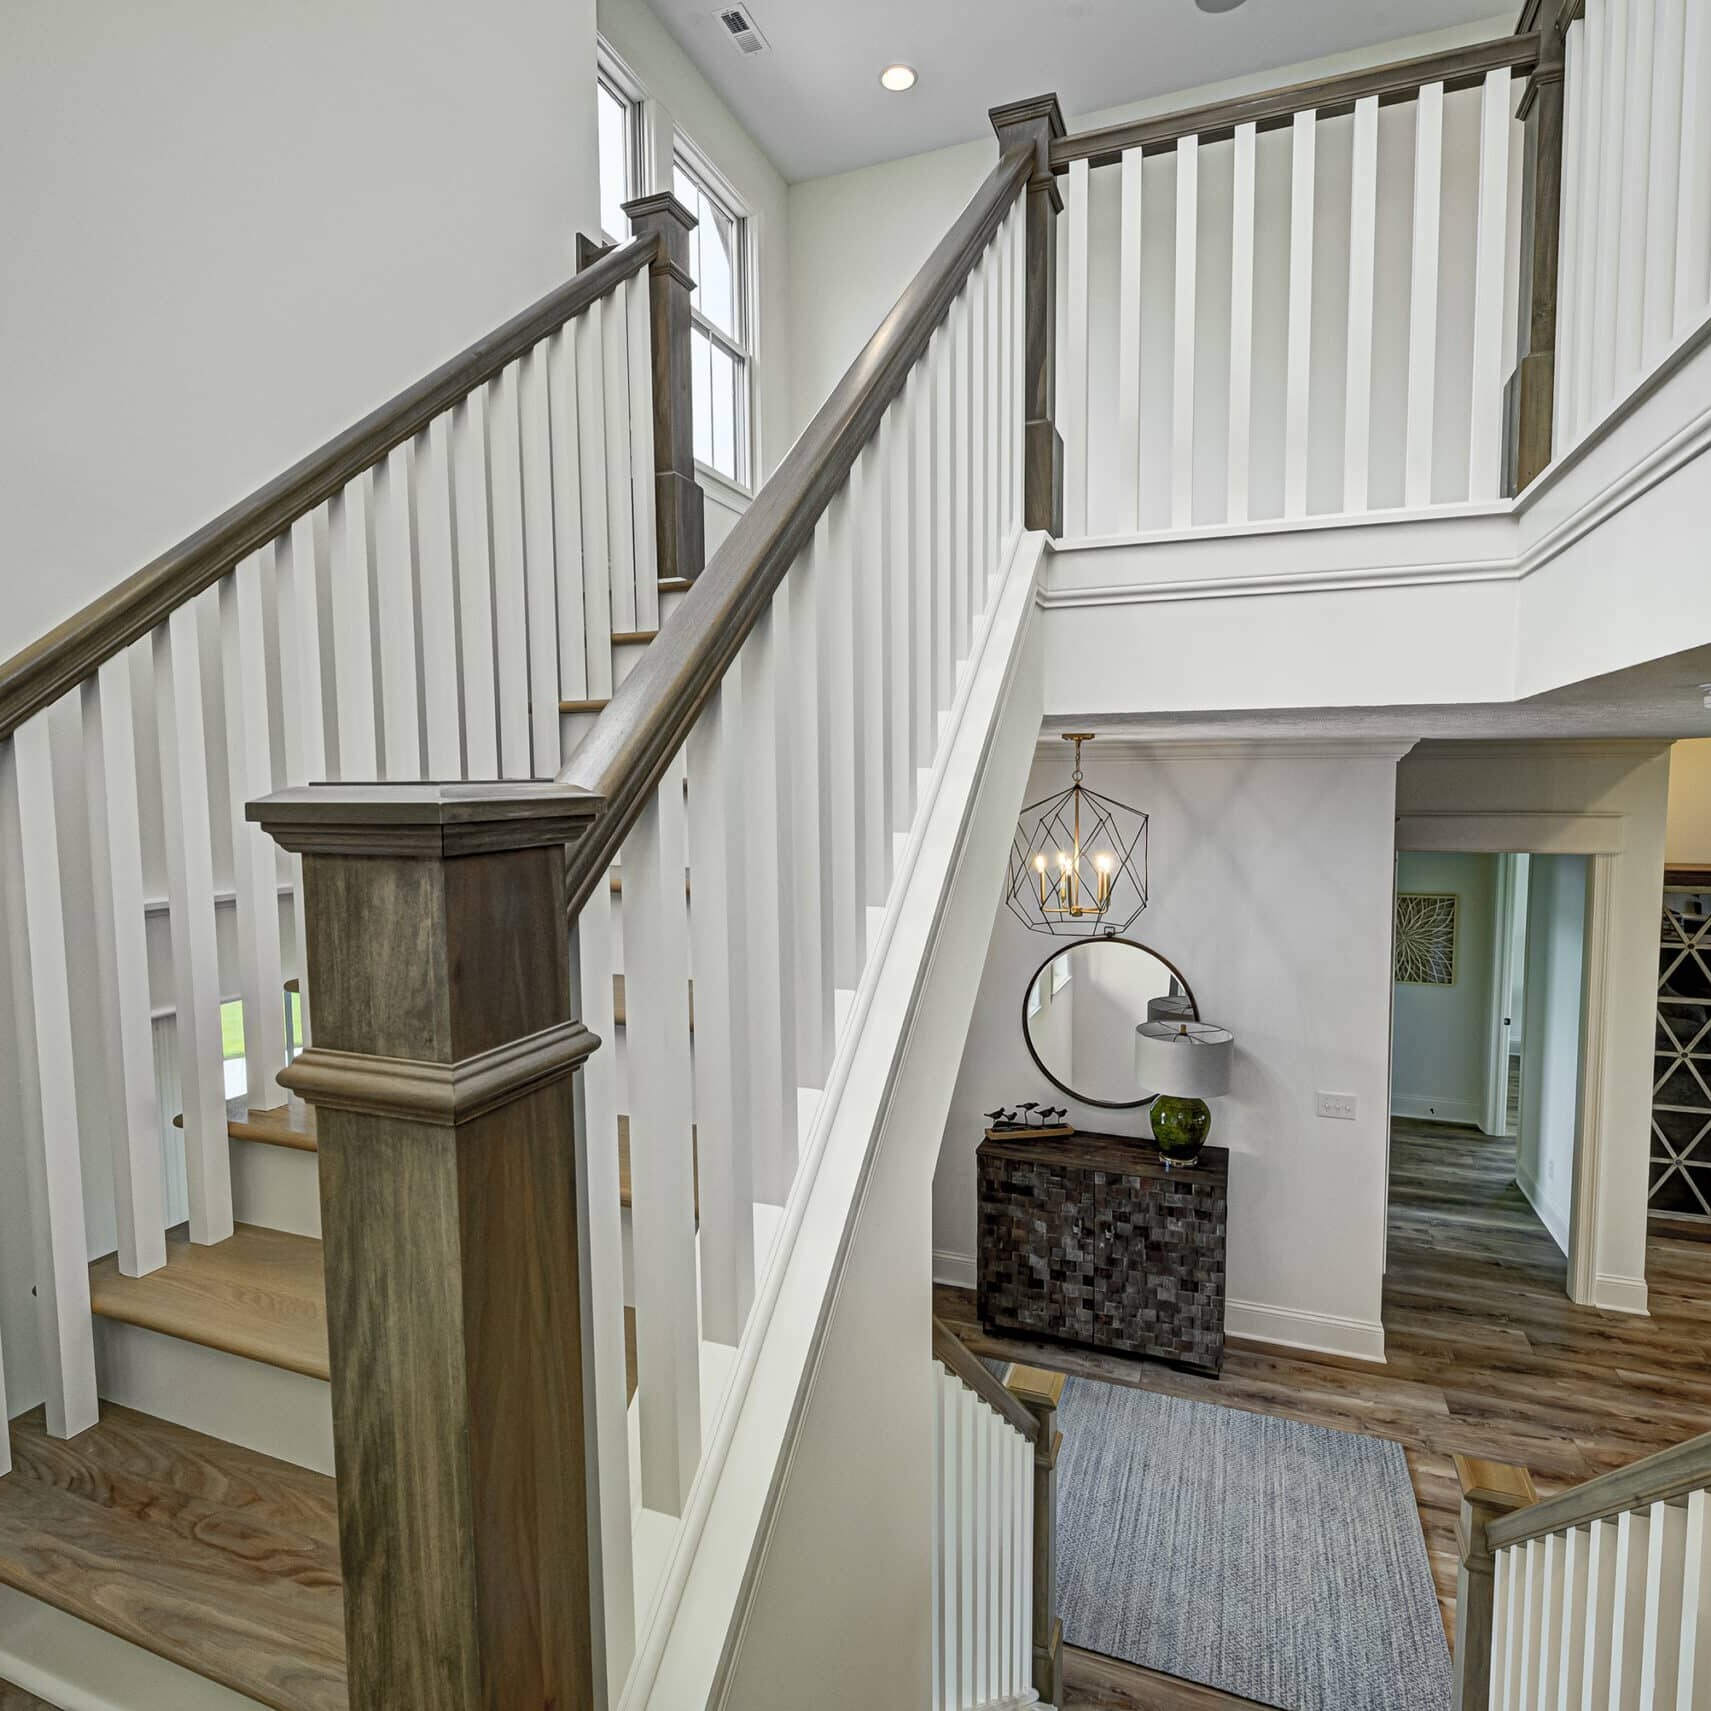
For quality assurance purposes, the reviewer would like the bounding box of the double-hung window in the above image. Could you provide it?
[596,48,644,245]
[673,145,752,488]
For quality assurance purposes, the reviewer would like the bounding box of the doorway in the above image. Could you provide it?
[1389,849,1594,1291]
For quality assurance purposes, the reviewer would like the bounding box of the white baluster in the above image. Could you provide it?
[1538,1530,1566,1710]
[1643,0,1686,366]
[977,1406,992,1706]
[1610,1507,1655,1710]
[929,323,955,708]
[601,286,639,641]
[789,518,833,1084]
[1640,1499,1687,1708]
[277,511,327,1041]
[998,1408,1014,1700]
[686,674,755,1344]
[1469,67,1514,503]
[947,291,972,665]
[1284,111,1318,519]
[1,718,100,1437]
[81,650,165,1276]
[932,1371,945,1711]
[1064,156,1091,537]
[959,1384,977,1700]
[1227,121,1257,525]
[329,477,378,779]
[820,486,863,991]
[414,416,464,780]
[548,326,590,714]
[1116,145,1145,533]
[853,439,889,906]
[487,367,534,779]
[1522,1536,1548,1705]
[451,394,500,781]
[1586,1517,1623,1709]
[1557,26,1586,451]
[371,442,423,781]
[624,765,700,1513]
[570,881,636,1696]
[1591,0,1630,415]
[571,305,610,704]
[1173,135,1200,529]
[741,604,797,1201]
[1678,1491,1711,1711]
[220,551,287,1108]
[1559,1525,1592,1711]
[1675,0,1711,333]
[1405,84,1445,508]
[1342,95,1380,515]
[626,273,661,634]
[1573,3,1609,441]
[1614,0,1657,390]
[153,604,234,1245]
[887,394,915,829]
[939,1370,960,1711]
[1505,1534,1528,1705]
[518,340,564,775]
[968,264,990,609]
[1493,1548,1513,1706]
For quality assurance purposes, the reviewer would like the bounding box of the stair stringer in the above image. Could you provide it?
[625,529,1048,1710]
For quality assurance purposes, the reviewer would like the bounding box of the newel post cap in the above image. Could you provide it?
[990,93,1066,182]
[247,780,606,859]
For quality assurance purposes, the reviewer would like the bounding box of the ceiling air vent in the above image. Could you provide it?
[716,5,770,56]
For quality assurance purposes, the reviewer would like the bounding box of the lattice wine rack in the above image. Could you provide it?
[1653,873,1711,1228]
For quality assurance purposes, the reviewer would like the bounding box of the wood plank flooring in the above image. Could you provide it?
[0,1405,345,1711]
[937,1109,1711,1708]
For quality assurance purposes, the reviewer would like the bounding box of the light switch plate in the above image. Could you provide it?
[1316,1091,1358,1121]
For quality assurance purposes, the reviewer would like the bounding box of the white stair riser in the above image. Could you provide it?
[229,1138,319,1238]
[93,1318,332,1475]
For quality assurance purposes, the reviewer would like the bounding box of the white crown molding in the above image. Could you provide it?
[1404,738,1675,759]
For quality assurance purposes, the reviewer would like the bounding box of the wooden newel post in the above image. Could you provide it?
[1450,1455,1537,1710]
[989,95,1066,537]
[1007,1363,1066,1706]
[1504,0,1568,495]
[624,191,706,584]
[250,781,606,1711]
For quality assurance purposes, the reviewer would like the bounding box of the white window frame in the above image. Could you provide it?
[596,41,648,246]
[673,133,757,492]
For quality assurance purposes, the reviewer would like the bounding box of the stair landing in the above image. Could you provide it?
[0,1405,345,1711]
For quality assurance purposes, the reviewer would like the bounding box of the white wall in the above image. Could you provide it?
[596,0,792,487]
[1395,740,1672,1313]
[1517,853,1588,1254]
[0,0,599,665]
[1667,739,1711,866]
[1391,850,1501,1129]
[936,740,1407,1361]
[786,16,1510,458]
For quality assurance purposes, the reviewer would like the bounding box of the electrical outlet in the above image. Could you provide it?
[1316,1091,1358,1121]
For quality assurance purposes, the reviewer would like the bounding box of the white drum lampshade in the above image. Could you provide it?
[1134,1019,1234,1100]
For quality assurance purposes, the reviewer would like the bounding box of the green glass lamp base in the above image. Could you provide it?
[1150,1095,1212,1164]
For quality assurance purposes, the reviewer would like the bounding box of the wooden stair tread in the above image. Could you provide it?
[0,1404,344,1711]
[89,1225,329,1382]
[616,1115,698,1221]
[175,1094,317,1152]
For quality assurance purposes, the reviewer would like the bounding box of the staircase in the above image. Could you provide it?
[3,4,1710,1705]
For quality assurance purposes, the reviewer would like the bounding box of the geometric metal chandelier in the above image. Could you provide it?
[1005,733,1149,937]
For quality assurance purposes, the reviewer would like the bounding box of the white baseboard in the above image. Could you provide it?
[1391,1093,1485,1128]
[1515,1159,1571,1257]
[1224,1298,1387,1363]
[1593,1272,1650,1316]
[933,1248,977,1290]
[0,1585,267,1709]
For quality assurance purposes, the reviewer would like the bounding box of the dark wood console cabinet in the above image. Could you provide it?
[977,1130,1228,1376]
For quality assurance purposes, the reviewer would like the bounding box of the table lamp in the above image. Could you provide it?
[1134,1019,1234,1163]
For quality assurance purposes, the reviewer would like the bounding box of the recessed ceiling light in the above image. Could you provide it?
[880,64,918,92]
[1195,0,1249,11]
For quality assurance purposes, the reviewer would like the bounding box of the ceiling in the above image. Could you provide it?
[1041,644,1711,746]
[642,0,1506,180]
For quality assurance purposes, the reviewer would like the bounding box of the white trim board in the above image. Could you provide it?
[1223,1299,1386,1364]
[1391,1094,1486,1129]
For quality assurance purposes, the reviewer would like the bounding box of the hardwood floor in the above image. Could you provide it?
[938,1107,1711,1708]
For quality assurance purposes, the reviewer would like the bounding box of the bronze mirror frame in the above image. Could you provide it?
[1020,935,1200,1111]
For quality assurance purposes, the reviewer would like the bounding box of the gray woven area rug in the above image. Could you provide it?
[1055,1377,1451,1711]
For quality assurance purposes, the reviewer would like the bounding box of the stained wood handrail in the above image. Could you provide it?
[1485,1429,1711,1552]
[0,234,659,740]
[555,143,1033,913]
[1052,32,1541,168]
[931,1317,1040,1441]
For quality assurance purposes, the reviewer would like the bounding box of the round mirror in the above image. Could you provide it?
[1022,937,1198,1110]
